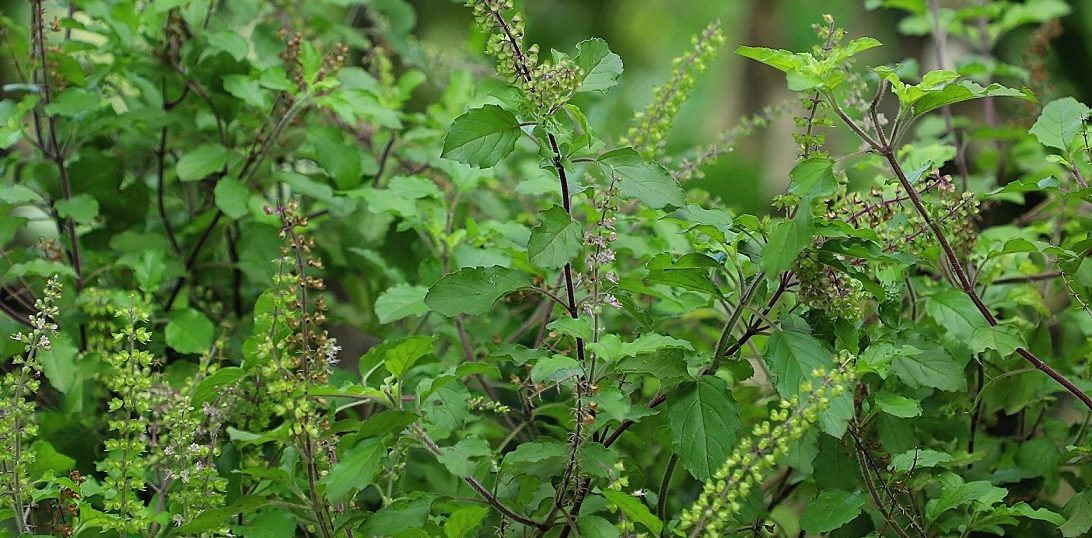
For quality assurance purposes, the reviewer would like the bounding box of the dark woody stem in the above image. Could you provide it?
[829,96,1092,411]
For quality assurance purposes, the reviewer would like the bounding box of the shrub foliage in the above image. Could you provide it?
[0,0,1090,537]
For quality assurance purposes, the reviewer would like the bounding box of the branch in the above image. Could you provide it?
[414,425,548,530]
[831,95,1092,411]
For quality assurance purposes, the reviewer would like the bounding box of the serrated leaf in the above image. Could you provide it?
[601,490,662,535]
[762,207,812,276]
[598,148,685,209]
[530,355,583,384]
[801,489,865,534]
[788,157,838,200]
[574,38,623,93]
[890,449,952,472]
[765,327,833,399]
[914,80,1032,117]
[207,31,249,60]
[436,437,491,478]
[891,344,965,392]
[39,334,78,394]
[528,205,582,268]
[445,505,490,538]
[577,516,621,538]
[55,194,99,224]
[547,316,594,342]
[668,377,741,480]
[322,439,384,502]
[379,336,436,378]
[441,104,521,168]
[1029,97,1090,152]
[925,474,1007,520]
[969,324,1025,356]
[925,289,988,343]
[424,266,530,317]
[1061,490,1092,537]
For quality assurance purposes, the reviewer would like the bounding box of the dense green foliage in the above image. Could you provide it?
[0,0,1091,537]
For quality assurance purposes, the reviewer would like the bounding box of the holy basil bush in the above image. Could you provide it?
[0,0,1091,537]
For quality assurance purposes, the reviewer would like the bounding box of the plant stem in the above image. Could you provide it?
[831,96,1092,411]
[927,0,971,191]
[656,452,678,524]
[414,425,549,530]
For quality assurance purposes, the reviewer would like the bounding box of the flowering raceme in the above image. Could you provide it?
[679,359,857,537]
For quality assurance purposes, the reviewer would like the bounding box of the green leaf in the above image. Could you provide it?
[926,474,1007,521]
[374,284,429,324]
[547,316,595,342]
[891,345,965,392]
[762,207,812,276]
[357,410,418,439]
[601,490,662,535]
[44,88,100,117]
[424,266,530,317]
[587,332,693,362]
[207,31,250,60]
[610,349,689,387]
[359,495,434,536]
[577,516,621,538]
[645,253,722,294]
[874,392,922,418]
[39,333,78,394]
[445,505,490,538]
[0,184,43,205]
[436,437,491,477]
[191,367,246,406]
[323,439,384,502]
[914,81,1032,117]
[1029,97,1090,152]
[801,489,865,534]
[214,177,250,219]
[528,205,583,268]
[165,309,215,355]
[231,510,296,538]
[176,496,267,532]
[55,194,99,224]
[598,148,685,209]
[530,355,583,384]
[379,336,436,378]
[735,46,805,73]
[788,157,838,200]
[859,341,921,379]
[177,143,232,182]
[223,74,267,108]
[969,324,1026,356]
[441,104,521,168]
[1062,490,1092,537]
[890,449,952,472]
[667,377,741,480]
[574,38,623,93]
[925,289,988,343]
[765,327,833,399]
[307,125,363,189]
[28,440,75,480]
